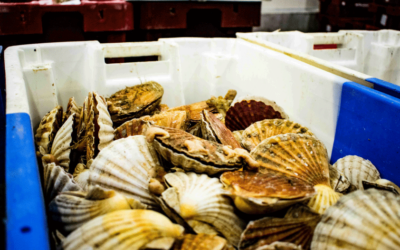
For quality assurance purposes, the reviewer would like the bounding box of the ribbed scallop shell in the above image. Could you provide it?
[114,119,149,140]
[362,179,400,195]
[225,96,289,131]
[162,172,245,247]
[307,184,342,215]
[49,185,145,234]
[328,164,351,193]
[200,110,241,149]
[35,105,63,153]
[173,234,234,250]
[94,92,114,151]
[151,127,243,175]
[43,163,82,202]
[142,111,189,130]
[66,97,81,140]
[311,189,400,250]
[232,130,244,147]
[73,163,90,190]
[107,81,164,125]
[242,119,314,151]
[333,155,380,190]
[239,205,320,250]
[88,136,161,208]
[85,92,95,161]
[255,242,302,250]
[62,210,184,250]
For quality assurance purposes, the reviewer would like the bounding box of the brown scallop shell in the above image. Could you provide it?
[35,105,64,154]
[151,104,170,115]
[173,234,234,250]
[239,205,321,250]
[106,81,164,125]
[168,100,215,123]
[66,97,82,141]
[151,126,243,175]
[114,119,150,140]
[142,111,189,130]
[242,119,314,151]
[200,110,241,149]
[85,92,95,162]
[225,97,288,131]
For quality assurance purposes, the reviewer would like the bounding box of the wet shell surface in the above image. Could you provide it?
[62,210,184,250]
[225,96,289,131]
[239,205,320,250]
[88,135,162,208]
[200,110,242,149]
[173,234,234,250]
[150,127,244,175]
[49,185,146,234]
[333,155,380,190]
[114,119,150,140]
[35,105,63,153]
[43,163,82,203]
[161,172,245,247]
[311,189,400,250]
[241,119,314,151]
[107,81,164,125]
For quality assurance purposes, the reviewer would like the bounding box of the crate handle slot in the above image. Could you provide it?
[101,42,163,59]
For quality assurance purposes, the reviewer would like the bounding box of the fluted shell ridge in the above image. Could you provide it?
[163,172,245,247]
[232,96,289,119]
[35,105,63,153]
[242,119,314,151]
[173,234,233,250]
[88,135,161,208]
[49,185,145,234]
[62,210,184,250]
[307,184,342,215]
[94,92,114,151]
[311,189,400,250]
[50,114,75,171]
[333,155,380,190]
[43,163,82,202]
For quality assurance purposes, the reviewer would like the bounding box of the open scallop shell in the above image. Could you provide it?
[311,189,400,250]
[149,126,244,175]
[93,92,114,151]
[62,210,184,250]
[114,119,150,140]
[35,105,63,153]
[239,205,320,250]
[88,135,162,209]
[43,163,82,203]
[249,133,339,214]
[107,81,164,125]
[168,100,215,123]
[225,96,289,131]
[142,111,189,130]
[200,110,242,149]
[66,97,82,140]
[161,172,245,247]
[362,179,400,195]
[328,164,352,193]
[241,119,314,151]
[333,155,380,190]
[49,185,145,234]
[173,234,234,250]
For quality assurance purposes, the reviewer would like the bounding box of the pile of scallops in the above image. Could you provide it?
[35,81,400,250]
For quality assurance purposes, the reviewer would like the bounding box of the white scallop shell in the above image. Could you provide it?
[311,189,400,250]
[62,210,184,250]
[328,164,351,193]
[93,92,114,151]
[232,96,289,119]
[375,179,400,194]
[43,163,82,202]
[162,172,245,247]
[35,105,63,153]
[73,163,90,191]
[49,185,145,234]
[333,155,380,190]
[88,135,161,208]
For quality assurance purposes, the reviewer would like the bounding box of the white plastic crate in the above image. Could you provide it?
[5,38,400,250]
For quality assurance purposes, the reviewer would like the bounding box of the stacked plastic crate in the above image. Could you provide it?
[318,0,375,31]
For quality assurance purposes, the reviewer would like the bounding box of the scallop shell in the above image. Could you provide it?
[241,119,314,151]
[35,105,64,153]
[93,92,114,151]
[255,242,302,250]
[107,81,164,125]
[142,111,189,130]
[232,130,244,148]
[76,96,88,140]
[49,185,145,234]
[43,163,82,203]
[149,126,243,175]
[333,155,380,190]
[311,189,400,250]
[200,110,241,149]
[328,164,351,193]
[206,90,237,121]
[88,135,162,208]
[66,97,82,140]
[114,119,150,140]
[225,96,289,131]
[239,205,320,250]
[248,133,339,214]
[85,92,96,161]
[62,210,184,250]
[187,122,202,137]
[161,172,245,247]
[73,163,90,190]
[362,179,400,195]
[168,100,215,123]
[151,103,170,115]
[173,234,234,250]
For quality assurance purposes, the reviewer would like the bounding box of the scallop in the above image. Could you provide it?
[49,185,145,234]
[311,189,400,250]
[241,119,314,151]
[206,89,237,122]
[73,163,90,190]
[160,172,245,247]
[35,105,63,153]
[66,97,82,141]
[255,242,302,250]
[328,164,352,193]
[333,155,380,190]
[88,135,163,209]
[362,179,400,195]
[114,119,150,140]
[225,96,289,131]
[173,234,234,250]
[61,210,184,250]
[107,81,164,125]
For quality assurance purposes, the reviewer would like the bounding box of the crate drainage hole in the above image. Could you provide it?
[21,226,31,233]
